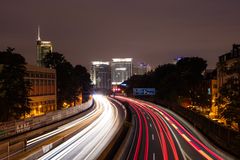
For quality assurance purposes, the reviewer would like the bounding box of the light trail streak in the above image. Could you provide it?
[116,96,225,160]
[39,95,122,160]
[139,99,224,160]
[27,105,99,146]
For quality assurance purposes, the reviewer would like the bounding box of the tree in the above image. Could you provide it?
[176,57,207,105]
[0,48,31,121]
[153,64,181,101]
[43,52,74,108]
[43,52,92,108]
[124,57,208,107]
[73,65,92,103]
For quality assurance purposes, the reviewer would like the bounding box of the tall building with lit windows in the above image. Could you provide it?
[90,61,111,90]
[36,26,53,67]
[111,58,132,85]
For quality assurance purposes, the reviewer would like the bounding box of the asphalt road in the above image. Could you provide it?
[39,95,126,160]
[115,96,234,160]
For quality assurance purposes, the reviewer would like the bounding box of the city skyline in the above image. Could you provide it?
[1,0,240,69]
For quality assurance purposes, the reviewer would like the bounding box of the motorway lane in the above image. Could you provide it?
[116,96,231,160]
[39,95,126,160]
[26,103,101,147]
[8,100,101,160]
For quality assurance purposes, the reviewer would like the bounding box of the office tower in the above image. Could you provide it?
[36,26,53,67]
[91,61,111,90]
[111,58,132,85]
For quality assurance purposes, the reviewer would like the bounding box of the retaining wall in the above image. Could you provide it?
[0,99,93,140]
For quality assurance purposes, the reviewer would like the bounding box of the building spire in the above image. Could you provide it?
[37,25,41,41]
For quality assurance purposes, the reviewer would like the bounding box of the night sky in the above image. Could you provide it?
[1,0,240,69]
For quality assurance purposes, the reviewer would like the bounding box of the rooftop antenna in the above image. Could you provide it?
[37,25,41,41]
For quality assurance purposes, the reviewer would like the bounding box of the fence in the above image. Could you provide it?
[0,99,93,140]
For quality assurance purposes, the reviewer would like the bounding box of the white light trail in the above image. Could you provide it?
[39,95,121,160]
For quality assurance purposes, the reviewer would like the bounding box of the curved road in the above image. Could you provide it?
[116,96,234,160]
[39,95,126,160]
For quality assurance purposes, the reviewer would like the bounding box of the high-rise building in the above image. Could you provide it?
[91,61,111,90]
[133,62,151,75]
[111,58,132,85]
[36,26,53,67]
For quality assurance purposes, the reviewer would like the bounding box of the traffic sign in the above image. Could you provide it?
[133,88,155,96]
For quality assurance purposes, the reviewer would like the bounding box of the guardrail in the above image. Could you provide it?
[142,97,240,158]
[0,99,93,140]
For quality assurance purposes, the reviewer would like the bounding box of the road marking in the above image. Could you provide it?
[150,123,152,127]
[152,134,155,140]
[153,153,156,160]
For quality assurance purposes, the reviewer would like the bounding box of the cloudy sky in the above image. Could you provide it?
[1,0,240,69]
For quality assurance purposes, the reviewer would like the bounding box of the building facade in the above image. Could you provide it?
[111,58,132,85]
[133,62,151,75]
[90,61,111,90]
[213,44,240,119]
[25,65,57,117]
[36,27,53,67]
[217,44,240,89]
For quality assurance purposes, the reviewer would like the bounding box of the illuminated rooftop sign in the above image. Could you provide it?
[115,67,126,71]
[92,61,110,65]
[112,58,132,62]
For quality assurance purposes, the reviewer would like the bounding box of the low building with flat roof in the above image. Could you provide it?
[25,65,57,116]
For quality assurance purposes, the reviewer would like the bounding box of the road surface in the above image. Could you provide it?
[39,95,126,160]
[116,96,234,160]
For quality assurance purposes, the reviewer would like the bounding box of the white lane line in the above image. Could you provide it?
[153,153,156,160]
[152,134,155,140]
[150,123,152,128]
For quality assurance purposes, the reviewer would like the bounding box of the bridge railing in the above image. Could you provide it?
[0,99,93,140]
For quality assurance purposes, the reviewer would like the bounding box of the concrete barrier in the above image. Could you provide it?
[0,99,93,140]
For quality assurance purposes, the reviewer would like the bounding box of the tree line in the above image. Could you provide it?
[124,57,209,106]
[124,56,240,127]
[0,48,91,121]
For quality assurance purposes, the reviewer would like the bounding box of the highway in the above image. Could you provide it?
[39,95,126,160]
[116,96,233,160]
[26,103,101,147]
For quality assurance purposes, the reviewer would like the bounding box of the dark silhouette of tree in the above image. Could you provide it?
[176,57,208,105]
[153,64,181,101]
[43,52,91,108]
[43,52,74,108]
[0,48,31,121]
[42,52,67,69]
[73,65,92,103]
[124,57,208,106]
